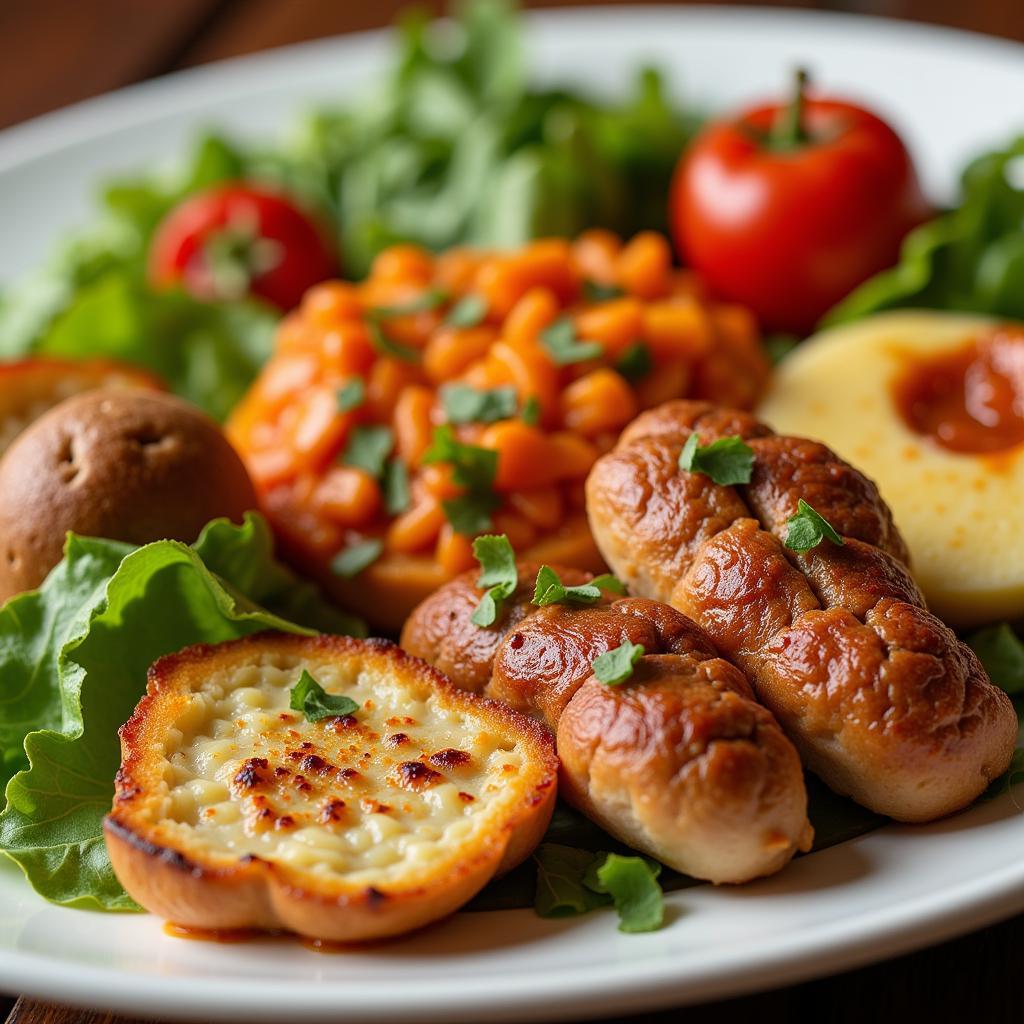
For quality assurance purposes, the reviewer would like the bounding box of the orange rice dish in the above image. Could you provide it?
[227,229,769,629]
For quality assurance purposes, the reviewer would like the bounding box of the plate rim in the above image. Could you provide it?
[1,5,1023,1021]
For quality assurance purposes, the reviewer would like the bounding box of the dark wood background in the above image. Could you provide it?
[2,1,1023,1022]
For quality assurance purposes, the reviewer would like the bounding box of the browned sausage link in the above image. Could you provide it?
[588,399,1018,822]
[405,575,812,883]
[489,596,735,726]
[399,562,592,694]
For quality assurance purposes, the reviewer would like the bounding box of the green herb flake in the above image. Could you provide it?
[422,425,498,492]
[583,280,626,302]
[442,492,500,536]
[368,287,449,320]
[677,434,755,486]
[289,669,359,723]
[540,318,603,366]
[592,640,646,686]
[382,458,411,516]
[586,853,664,933]
[533,844,665,933]
[470,534,518,627]
[446,294,488,328]
[336,378,365,413]
[331,539,384,579]
[784,499,845,553]
[534,844,613,919]
[967,622,1024,695]
[615,342,653,381]
[342,425,394,478]
[442,383,519,424]
[367,319,421,363]
[521,395,541,426]
[532,565,626,607]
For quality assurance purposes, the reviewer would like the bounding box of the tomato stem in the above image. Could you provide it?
[771,68,810,150]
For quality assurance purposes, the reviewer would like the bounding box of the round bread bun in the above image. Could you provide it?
[0,389,258,601]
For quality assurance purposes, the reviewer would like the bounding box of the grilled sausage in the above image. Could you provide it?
[403,576,812,884]
[587,400,1018,822]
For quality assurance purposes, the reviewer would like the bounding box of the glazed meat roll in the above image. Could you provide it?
[586,400,1018,822]
[403,575,812,884]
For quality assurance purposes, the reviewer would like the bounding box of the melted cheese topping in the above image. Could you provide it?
[146,651,530,886]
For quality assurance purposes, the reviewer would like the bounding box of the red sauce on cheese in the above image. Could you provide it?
[892,325,1024,454]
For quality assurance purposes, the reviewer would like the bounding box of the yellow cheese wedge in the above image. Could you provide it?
[759,310,1024,628]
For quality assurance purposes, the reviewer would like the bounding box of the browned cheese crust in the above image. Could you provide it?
[105,633,557,942]
[404,578,812,883]
[586,400,1019,822]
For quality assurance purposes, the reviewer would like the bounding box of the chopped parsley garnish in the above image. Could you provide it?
[289,670,359,722]
[470,534,518,627]
[368,287,449,319]
[446,293,488,328]
[678,434,755,486]
[615,342,653,381]
[540,318,603,366]
[784,499,845,552]
[331,539,384,579]
[382,458,411,515]
[342,425,393,478]
[967,623,1024,695]
[592,640,645,686]
[532,565,626,607]
[367,319,420,363]
[336,378,365,413]
[583,280,626,302]
[533,844,664,933]
[443,492,500,535]
[521,395,541,427]
[422,424,500,535]
[441,383,518,425]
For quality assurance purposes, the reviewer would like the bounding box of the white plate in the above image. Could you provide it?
[1,7,1023,1022]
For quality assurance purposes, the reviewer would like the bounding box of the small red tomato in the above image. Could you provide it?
[149,184,337,311]
[671,72,931,335]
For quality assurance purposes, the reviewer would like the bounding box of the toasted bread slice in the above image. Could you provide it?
[105,633,557,942]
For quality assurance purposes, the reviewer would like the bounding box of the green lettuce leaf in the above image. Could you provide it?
[0,513,361,910]
[0,536,133,783]
[825,136,1024,325]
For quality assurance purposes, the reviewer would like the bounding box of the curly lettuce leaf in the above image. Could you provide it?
[0,513,361,910]
[0,536,133,784]
[825,136,1024,325]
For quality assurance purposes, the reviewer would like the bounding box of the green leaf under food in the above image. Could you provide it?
[824,136,1024,325]
[0,513,361,910]
[586,853,664,933]
[967,623,1024,695]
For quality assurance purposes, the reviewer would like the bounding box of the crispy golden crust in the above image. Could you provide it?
[400,563,593,694]
[588,400,1018,822]
[105,633,557,942]
[405,576,811,883]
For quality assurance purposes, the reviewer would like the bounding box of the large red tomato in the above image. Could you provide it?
[149,184,337,311]
[671,73,931,335]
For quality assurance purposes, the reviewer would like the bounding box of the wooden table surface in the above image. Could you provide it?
[2,1,1022,1022]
